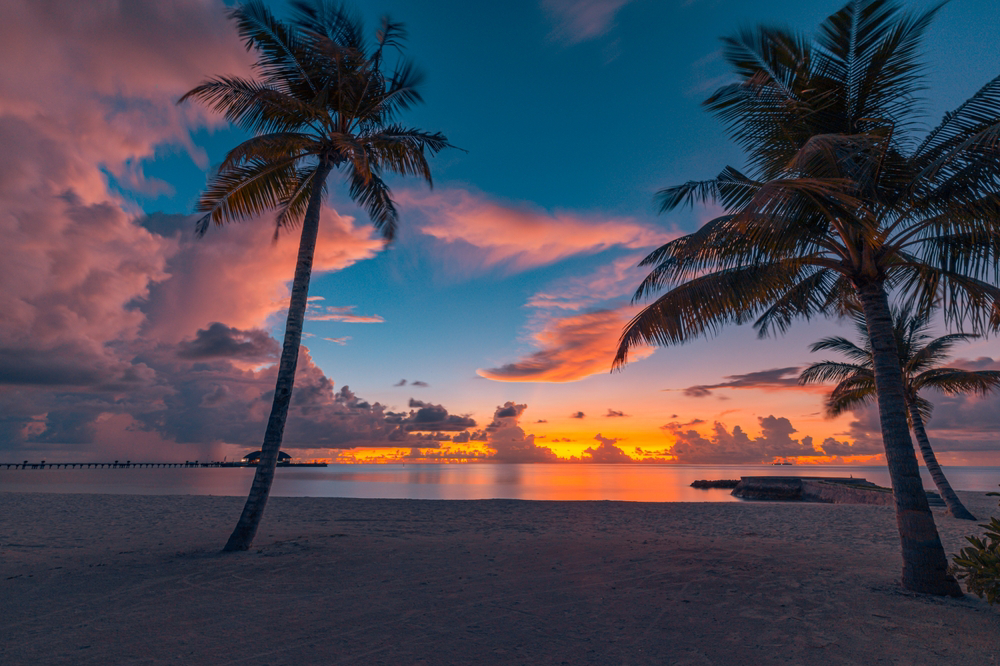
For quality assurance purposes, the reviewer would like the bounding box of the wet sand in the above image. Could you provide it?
[2,491,998,665]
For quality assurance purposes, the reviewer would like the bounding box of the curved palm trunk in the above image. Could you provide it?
[906,402,977,521]
[856,282,962,596]
[223,161,333,552]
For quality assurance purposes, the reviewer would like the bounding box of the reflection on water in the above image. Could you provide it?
[1,464,997,501]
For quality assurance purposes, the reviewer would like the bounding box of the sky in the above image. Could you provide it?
[3,0,1000,465]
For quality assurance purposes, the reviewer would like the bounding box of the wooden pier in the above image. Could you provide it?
[2,460,327,470]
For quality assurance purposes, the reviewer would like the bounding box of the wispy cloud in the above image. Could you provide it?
[398,188,669,275]
[307,305,385,323]
[678,367,804,397]
[541,0,634,44]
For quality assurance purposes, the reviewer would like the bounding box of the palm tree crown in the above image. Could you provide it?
[800,305,1000,519]
[180,0,451,552]
[181,0,450,240]
[616,0,1000,595]
[800,306,1000,421]
[615,1,1000,359]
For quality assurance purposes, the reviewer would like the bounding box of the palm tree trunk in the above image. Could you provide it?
[223,161,333,552]
[906,402,977,521]
[856,282,962,596]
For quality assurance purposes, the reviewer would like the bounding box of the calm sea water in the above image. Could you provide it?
[1,464,998,502]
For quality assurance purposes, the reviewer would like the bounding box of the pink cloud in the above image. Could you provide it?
[398,188,669,273]
[0,1,400,459]
[526,254,663,311]
[478,307,654,382]
[662,416,823,464]
[541,0,634,43]
[141,211,383,343]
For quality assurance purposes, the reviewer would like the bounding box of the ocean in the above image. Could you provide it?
[1,463,998,502]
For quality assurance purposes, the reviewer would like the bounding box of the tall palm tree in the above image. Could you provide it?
[800,306,1000,520]
[180,0,451,552]
[615,0,1000,595]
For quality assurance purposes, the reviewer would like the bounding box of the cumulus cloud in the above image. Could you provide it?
[141,212,382,344]
[478,308,654,382]
[541,0,634,43]
[388,399,477,432]
[484,402,559,462]
[663,416,822,464]
[176,323,278,362]
[681,367,803,398]
[0,1,440,460]
[397,188,667,274]
[582,433,632,462]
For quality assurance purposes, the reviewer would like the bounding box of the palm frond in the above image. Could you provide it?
[194,157,301,235]
[799,360,871,385]
[615,260,809,367]
[347,165,397,239]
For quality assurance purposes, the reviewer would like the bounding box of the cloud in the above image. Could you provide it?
[526,255,661,312]
[0,0,436,459]
[176,323,279,362]
[605,409,628,417]
[484,402,559,462]
[394,379,407,386]
[582,433,632,462]
[398,188,668,275]
[306,305,385,323]
[540,0,634,44]
[411,380,429,387]
[680,367,803,397]
[571,411,586,419]
[324,337,350,345]
[663,416,821,464]
[478,308,655,382]
[388,399,477,432]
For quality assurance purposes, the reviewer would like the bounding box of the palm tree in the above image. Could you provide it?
[800,306,1000,520]
[615,0,1000,595]
[180,0,451,551]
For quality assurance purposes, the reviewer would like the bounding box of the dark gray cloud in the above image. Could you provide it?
[394,379,407,386]
[682,367,802,398]
[570,411,585,419]
[390,399,477,432]
[176,323,279,361]
[605,409,627,417]
[411,380,429,387]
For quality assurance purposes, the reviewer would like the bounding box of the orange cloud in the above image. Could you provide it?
[398,188,670,273]
[478,307,654,382]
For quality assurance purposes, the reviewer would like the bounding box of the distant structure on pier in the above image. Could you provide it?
[242,450,292,465]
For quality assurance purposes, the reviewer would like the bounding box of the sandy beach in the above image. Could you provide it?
[2,491,998,665]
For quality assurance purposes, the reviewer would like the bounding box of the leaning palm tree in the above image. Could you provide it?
[615,0,1000,595]
[180,0,451,551]
[800,306,1000,520]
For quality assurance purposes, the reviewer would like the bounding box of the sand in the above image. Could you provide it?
[2,491,998,665]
